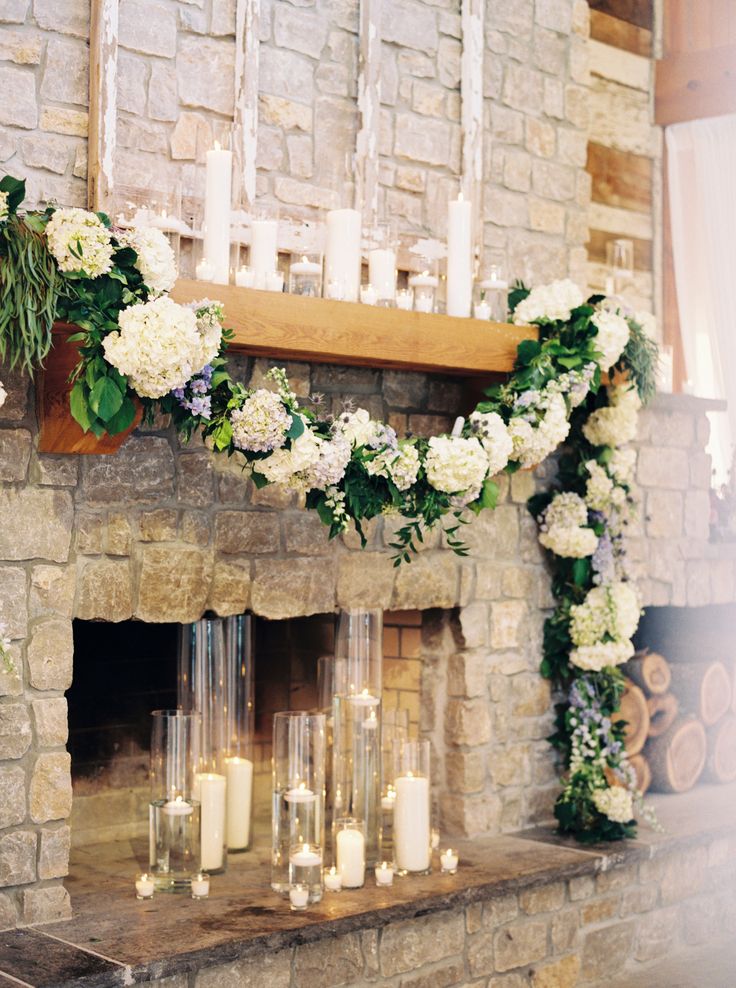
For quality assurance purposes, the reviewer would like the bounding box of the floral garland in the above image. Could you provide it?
[0,175,658,841]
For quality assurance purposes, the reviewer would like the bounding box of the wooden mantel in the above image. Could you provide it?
[171,279,536,377]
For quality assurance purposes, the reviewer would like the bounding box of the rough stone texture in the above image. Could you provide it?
[32,698,69,748]
[0,488,73,562]
[0,703,31,759]
[82,437,175,505]
[136,546,212,622]
[38,825,71,880]
[0,831,36,887]
[380,911,465,976]
[0,428,31,481]
[76,559,133,622]
[21,884,71,924]
[29,752,73,823]
[27,619,73,691]
[0,764,26,828]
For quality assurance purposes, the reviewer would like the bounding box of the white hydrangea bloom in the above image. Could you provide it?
[365,443,421,492]
[593,786,634,823]
[539,526,598,559]
[0,380,6,409]
[334,408,382,448]
[508,392,570,468]
[118,226,177,295]
[608,448,637,486]
[103,297,202,398]
[582,385,640,448]
[543,491,588,530]
[512,279,584,325]
[188,302,223,374]
[257,427,322,489]
[46,207,114,277]
[634,310,657,341]
[230,389,291,453]
[307,434,351,490]
[584,460,616,511]
[424,436,489,494]
[469,410,513,476]
[569,640,634,672]
[570,581,640,646]
[609,581,640,640]
[591,309,630,371]
[0,191,8,224]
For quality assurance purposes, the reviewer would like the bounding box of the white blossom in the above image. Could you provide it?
[230,389,291,453]
[591,308,630,371]
[569,640,634,671]
[0,380,6,409]
[570,582,640,646]
[257,427,322,489]
[593,786,634,823]
[187,300,224,374]
[469,410,513,475]
[103,297,202,398]
[512,279,583,325]
[365,443,421,492]
[334,408,382,448]
[542,491,588,530]
[608,448,637,486]
[46,207,113,277]
[424,435,489,495]
[118,226,177,295]
[539,526,598,559]
[508,392,570,468]
[0,191,8,224]
[582,384,640,448]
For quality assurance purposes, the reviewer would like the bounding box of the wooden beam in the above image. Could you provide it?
[170,280,536,376]
[234,0,260,206]
[662,148,687,391]
[656,44,736,125]
[590,9,652,57]
[589,0,653,31]
[87,0,118,212]
[355,0,382,228]
[587,142,653,213]
[460,0,484,252]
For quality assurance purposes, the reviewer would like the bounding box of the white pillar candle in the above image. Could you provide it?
[336,827,365,888]
[224,756,253,851]
[235,266,255,288]
[135,874,154,899]
[250,219,278,288]
[394,774,430,873]
[289,845,323,868]
[368,248,396,301]
[325,208,361,302]
[196,258,216,283]
[360,284,379,306]
[324,866,342,891]
[196,772,226,872]
[203,143,232,285]
[451,416,465,437]
[446,195,473,317]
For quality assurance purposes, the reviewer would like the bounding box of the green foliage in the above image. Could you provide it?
[621,314,659,402]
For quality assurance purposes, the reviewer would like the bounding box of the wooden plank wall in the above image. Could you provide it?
[585,0,658,315]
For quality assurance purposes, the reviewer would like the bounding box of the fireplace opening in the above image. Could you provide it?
[67,611,424,847]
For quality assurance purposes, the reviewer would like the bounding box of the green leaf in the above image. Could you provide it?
[286,414,305,440]
[104,396,137,435]
[480,477,499,510]
[251,470,269,489]
[89,375,124,421]
[69,381,94,433]
[572,557,591,587]
[516,339,541,366]
[0,175,25,214]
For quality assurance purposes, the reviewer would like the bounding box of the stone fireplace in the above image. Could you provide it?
[0,350,733,936]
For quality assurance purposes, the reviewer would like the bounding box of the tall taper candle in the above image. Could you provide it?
[446,194,472,317]
[325,209,361,302]
[203,142,232,285]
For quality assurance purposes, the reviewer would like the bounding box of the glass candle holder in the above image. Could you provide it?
[272,711,326,903]
[335,817,366,889]
[222,616,255,854]
[360,283,379,306]
[408,259,438,314]
[235,265,256,288]
[365,223,397,306]
[333,609,383,868]
[474,263,508,322]
[289,883,310,911]
[324,865,342,892]
[149,710,202,892]
[440,848,459,874]
[135,873,155,899]
[374,861,394,886]
[396,288,413,311]
[249,204,280,290]
[606,237,634,297]
[379,707,409,865]
[289,252,323,297]
[191,872,210,899]
[393,739,431,876]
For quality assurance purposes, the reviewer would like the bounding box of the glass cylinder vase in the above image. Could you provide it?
[149,709,202,891]
[333,609,383,868]
[393,739,431,875]
[379,707,409,866]
[272,711,326,903]
[222,615,255,853]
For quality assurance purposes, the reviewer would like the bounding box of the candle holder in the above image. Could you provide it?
[474,260,508,322]
[440,849,459,874]
[374,861,395,887]
[222,616,255,854]
[148,710,202,892]
[333,609,383,868]
[605,237,634,298]
[335,817,366,889]
[379,708,409,865]
[289,251,323,297]
[135,873,155,900]
[191,872,210,899]
[111,184,187,271]
[324,207,362,302]
[365,223,397,306]
[323,865,342,892]
[360,283,379,306]
[235,264,256,288]
[408,258,439,314]
[249,203,281,290]
[289,883,310,911]
[393,739,431,876]
[396,288,413,311]
[272,711,326,903]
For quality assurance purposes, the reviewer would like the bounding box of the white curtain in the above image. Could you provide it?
[666,115,736,485]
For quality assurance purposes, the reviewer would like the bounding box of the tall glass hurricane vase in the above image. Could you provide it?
[149,709,202,891]
[393,739,431,875]
[272,711,327,903]
[222,615,255,853]
[333,609,383,868]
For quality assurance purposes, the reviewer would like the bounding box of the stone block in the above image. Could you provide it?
[490,744,530,787]
[550,908,579,952]
[178,451,215,505]
[41,36,88,105]
[208,561,251,616]
[170,111,212,160]
[252,556,335,619]
[448,650,487,697]
[502,63,543,114]
[274,4,327,58]
[260,46,314,103]
[0,0,28,23]
[116,49,148,114]
[336,552,394,608]
[633,906,679,962]
[194,949,292,988]
[394,112,452,167]
[259,93,312,132]
[139,509,178,542]
[76,559,133,622]
[530,954,579,988]
[568,875,594,901]
[645,489,683,539]
[274,175,337,210]
[82,436,175,505]
[21,885,71,925]
[0,831,35,887]
[32,697,68,748]
[30,752,72,823]
[511,674,551,717]
[27,618,73,691]
[392,553,457,609]
[0,566,26,638]
[445,750,486,793]
[149,60,178,121]
[490,599,527,649]
[467,931,494,977]
[38,825,71,880]
[287,133,313,178]
[36,455,78,487]
[40,106,88,136]
[0,765,25,828]
[29,565,75,620]
[637,446,689,490]
[119,0,176,57]
[383,0,438,54]
[0,65,37,128]
[136,546,212,623]
[684,489,711,541]
[380,910,464,977]
[294,932,363,985]
[484,186,528,227]
[0,891,16,931]
[215,511,281,554]
[581,921,635,980]
[0,488,73,562]
[529,199,565,235]
[446,697,492,746]
[0,28,40,64]
[105,512,131,555]
[177,36,235,114]
[494,920,548,972]
[76,514,104,555]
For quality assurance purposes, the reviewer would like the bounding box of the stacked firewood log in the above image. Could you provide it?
[613,651,736,794]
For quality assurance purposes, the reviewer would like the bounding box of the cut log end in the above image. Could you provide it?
[626,651,671,696]
[628,753,652,795]
[669,661,731,727]
[703,714,736,784]
[614,679,650,755]
[647,692,679,738]
[647,716,707,794]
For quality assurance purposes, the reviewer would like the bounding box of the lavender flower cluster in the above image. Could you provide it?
[172,364,213,419]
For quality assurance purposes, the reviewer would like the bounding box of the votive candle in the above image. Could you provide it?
[135,873,154,899]
[375,862,394,887]
[440,849,459,874]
